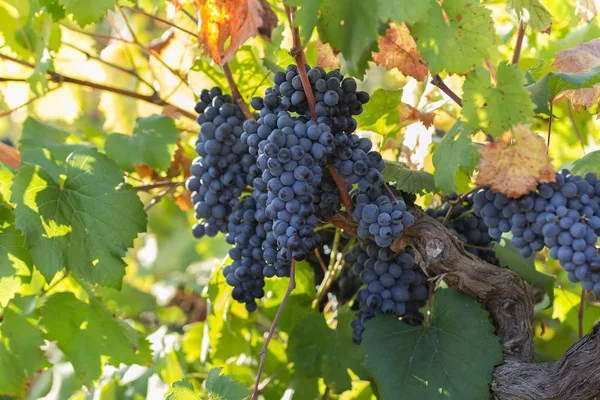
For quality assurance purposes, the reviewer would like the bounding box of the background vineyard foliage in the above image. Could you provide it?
[0,0,599,399]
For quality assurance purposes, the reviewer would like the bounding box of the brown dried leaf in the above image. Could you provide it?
[575,0,598,22]
[197,0,277,65]
[372,23,428,81]
[0,142,20,169]
[316,40,340,70]
[134,164,160,180]
[398,103,435,128]
[553,38,600,110]
[476,125,555,198]
[175,191,194,211]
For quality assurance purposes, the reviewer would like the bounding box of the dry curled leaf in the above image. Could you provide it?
[398,103,435,128]
[575,0,598,22]
[553,38,600,110]
[372,23,428,81]
[197,0,277,65]
[476,125,555,198]
[316,40,340,70]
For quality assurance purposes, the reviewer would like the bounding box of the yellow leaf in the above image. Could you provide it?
[476,125,556,198]
[316,40,340,70]
[372,23,428,81]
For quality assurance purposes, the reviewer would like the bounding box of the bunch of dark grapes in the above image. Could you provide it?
[426,193,498,265]
[474,170,600,293]
[332,133,385,191]
[347,241,428,344]
[188,88,259,238]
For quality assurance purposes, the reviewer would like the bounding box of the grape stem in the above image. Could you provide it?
[430,74,463,107]
[144,181,185,211]
[285,6,318,120]
[251,260,296,400]
[312,229,342,308]
[512,22,526,65]
[326,164,354,214]
[442,186,482,227]
[313,248,328,273]
[222,62,255,120]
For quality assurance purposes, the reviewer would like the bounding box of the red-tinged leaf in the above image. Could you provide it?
[0,142,20,169]
[553,38,600,110]
[197,0,277,65]
[398,103,435,128]
[476,125,556,198]
[372,23,428,81]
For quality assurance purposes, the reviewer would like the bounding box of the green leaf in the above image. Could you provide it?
[204,368,251,400]
[96,282,156,318]
[432,121,475,193]
[462,61,535,137]
[57,0,116,27]
[508,0,552,32]
[317,0,379,77]
[285,0,320,45]
[0,300,49,397]
[19,118,93,161]
[494,239,555,303]
[288,310,367,393]
[411,0,495,74]
[11,148,147,287]
[166,380,199,400]
[41,292,151,386]
[571,150,600,175]
[0,203,33,309]
[40,0,66,21]
[354,89,403,137]
[361,289,503,399]
[526,68,600,115]
[105,114,179,172]
[376,0,434,25]
[382,161,436,194]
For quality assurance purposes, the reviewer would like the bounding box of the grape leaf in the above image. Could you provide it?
[372,23,428,81]
[198,0,277,64]
[508,0,552,32]
[382,161,436,194]
[20,118,93,161]
[317,0,379,77]
[376,0,434,25]
[476,125,556,198]
[361,289,503,399]
[57,0,116,27]
[571,149,600,175]
[552,39,600,110]
[166,380,199,400]
[285,0,320,45]
[462,61,535,137]
[494,238,555,303]
[288,311,366,393]
[0,203,32,309]
[104,115,179,172]
[432,122,476,193]
[203,368,251,400]
[40,0,66,21]
[11,148,147,287]
[411,0,495,74]
[41,292,151,386]
[316,40,340,70]
[0,299,49,397]
[354,89,403,137]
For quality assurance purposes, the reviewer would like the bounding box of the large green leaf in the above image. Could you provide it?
[494,238,555,303]
[166,380,199,400]
[57,0,116,27]
[432,121,476,193]
[507,0,551,32]
[19,118,92,161]
[382,161,436,194]
[41,292,151,386]
[462,61,535,137]
[411,0,495,74]
[105,114,179,172]
[317,0,379,77]
[361,289,502,399]
[0,299,49,397]
[571,150,600,175]
[526,67,600,115]
[285,0,321,45]
[376,0,434,25]
[204,368,251,400]
[11,148,147,288]
[354,89,403,137]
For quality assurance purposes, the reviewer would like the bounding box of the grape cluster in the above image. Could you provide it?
[347,242,428,344]
[188,88,259,238]
[426,193,498,265]
[474,170,600,293]
[250,65,370,134]
[352,186,415,247]
[332,133,385,192]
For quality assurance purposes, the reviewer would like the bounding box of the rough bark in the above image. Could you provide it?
[404,207,600,400]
